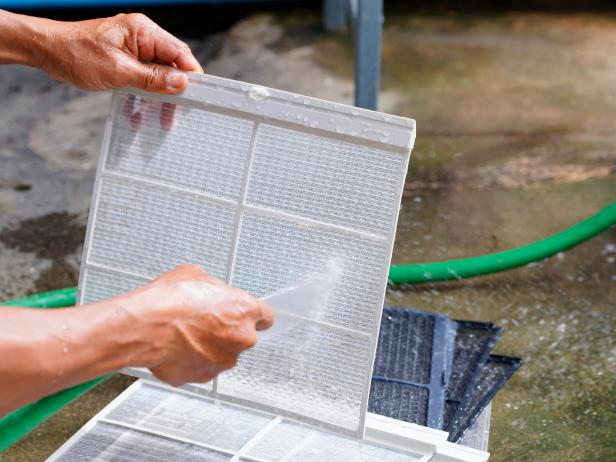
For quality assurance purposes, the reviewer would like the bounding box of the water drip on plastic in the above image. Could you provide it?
[248,86,270,102]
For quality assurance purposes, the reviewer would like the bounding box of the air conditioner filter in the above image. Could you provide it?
[449,355,521,442]
[443,321,502,431]
[77,73,415,436]
[47,381,428,462]
[368,307,456,429]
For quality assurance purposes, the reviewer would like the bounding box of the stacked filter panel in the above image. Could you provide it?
[369,307,521,442]
[78,74,415,437]
[369,309,456,429]
[444,321,503,432]
[448,355,520,442]
[46,380,490,462]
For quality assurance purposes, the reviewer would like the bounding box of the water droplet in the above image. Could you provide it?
[248,86,269,102]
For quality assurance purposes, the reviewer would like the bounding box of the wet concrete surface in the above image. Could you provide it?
[1,8,615,462]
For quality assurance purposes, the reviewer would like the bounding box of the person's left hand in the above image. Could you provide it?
[38,13,203,94]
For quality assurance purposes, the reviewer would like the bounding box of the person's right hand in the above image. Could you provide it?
[116,264,273,387]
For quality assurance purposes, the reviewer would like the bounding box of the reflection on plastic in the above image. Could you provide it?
[122,95,176,131]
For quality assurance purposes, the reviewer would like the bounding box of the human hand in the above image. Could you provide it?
[38,13,203,93]
[117,264,273,387]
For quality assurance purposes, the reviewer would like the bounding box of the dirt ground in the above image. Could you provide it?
[1,7,615,462]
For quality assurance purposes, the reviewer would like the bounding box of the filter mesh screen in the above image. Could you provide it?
[447,323,501,402]
[55,422,232,462]
[89,176,236,280]
[47,381,424,462]
[108,94,253,200]
[231,211,388,332]
[246,125,406,235]
[78,74,414,435]
[449,355,521,442]
[81,266,148,305]
[218,322,371,430]
[105,384,272,451]
[443,321,501,431]
[368,307,454,429]
[369,380,429,424]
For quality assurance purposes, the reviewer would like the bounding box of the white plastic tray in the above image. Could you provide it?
[46,380,489,462]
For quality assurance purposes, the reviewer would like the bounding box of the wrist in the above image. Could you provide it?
[86,292,174,371]
[0,11,53,67]
[59,300,158,375]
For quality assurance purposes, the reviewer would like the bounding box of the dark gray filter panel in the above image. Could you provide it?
[369,307,456,429]
[449,355,521,442]
[443,321,502,430]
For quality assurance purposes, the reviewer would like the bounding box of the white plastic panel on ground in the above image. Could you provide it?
[77,73,414,436]
[46,380,488,462]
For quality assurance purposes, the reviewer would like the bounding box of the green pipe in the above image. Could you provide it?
[389,200,616,284]
[0,288,111,453]
[0,377,109,452]
[1,287,77,309]
[1,200,615,451]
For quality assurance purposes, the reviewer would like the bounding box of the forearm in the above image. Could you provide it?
[0,300,161,416]
[0,10,53,67]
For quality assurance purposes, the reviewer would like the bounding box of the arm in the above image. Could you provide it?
[0,264,273,417]
[0,10,203,93]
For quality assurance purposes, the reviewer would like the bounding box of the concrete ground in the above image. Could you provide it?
[1,7,615,462]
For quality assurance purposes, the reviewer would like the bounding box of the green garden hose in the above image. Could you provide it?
[1,287,77,309]
[0,376,109,452]
[0,287,110,453]
[0,200,615,451]
[389,200,616,284]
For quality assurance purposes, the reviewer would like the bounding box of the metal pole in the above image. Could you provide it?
[354,0,383,110]
[323,0,347,32]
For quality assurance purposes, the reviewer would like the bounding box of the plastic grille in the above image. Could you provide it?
[448,322,501,401]
[442,401,458,433]
[81,266,149,304]
[246,420,308,461]
[368,307,455,428]
[246,125,406,235]
[449,355,521,442]
[368,380,428,424]
[288,431,420,462]
[105,384,272,451]
[108,94,253,200]
[372,310,434,382]
[89,176,236,279]
[54,422,232,462]
[218,322,371,431]
[232,211,389,332]
[443,321,502,430]
[47,381,425,462]
[79,74,414,435]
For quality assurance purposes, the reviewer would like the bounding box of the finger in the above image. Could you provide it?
[153,58,177,69]
[121,58,188,94]
[122,94,136,118]
[160,102,176,131]
[131,111,142,131]
[154,33,203,73]
[122,95,142,131]
[135,17,203,73]
[255,301,275,331]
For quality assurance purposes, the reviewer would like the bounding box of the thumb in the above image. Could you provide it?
[125,60,189,94]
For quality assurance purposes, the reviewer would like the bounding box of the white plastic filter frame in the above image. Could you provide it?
[45,379,490,462]
[77,73,415,437]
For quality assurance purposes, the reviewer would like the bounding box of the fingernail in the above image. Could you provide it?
[166,72,185,90]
